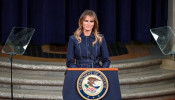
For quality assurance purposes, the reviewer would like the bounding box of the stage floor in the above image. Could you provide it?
[0,42,160,62]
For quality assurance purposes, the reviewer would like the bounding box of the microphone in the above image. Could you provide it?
[91,45,94,68]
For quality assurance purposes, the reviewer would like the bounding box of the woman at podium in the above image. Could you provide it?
[66,10,111,68]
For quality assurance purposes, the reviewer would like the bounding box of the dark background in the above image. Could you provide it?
[0,0,168,45]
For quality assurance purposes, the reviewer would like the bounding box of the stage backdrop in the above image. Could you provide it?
[0,0,168,44]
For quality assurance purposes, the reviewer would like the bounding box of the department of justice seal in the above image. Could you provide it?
[77,69,108,100]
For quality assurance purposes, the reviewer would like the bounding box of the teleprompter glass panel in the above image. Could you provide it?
[150,26,175,55]
[2,27,35,55]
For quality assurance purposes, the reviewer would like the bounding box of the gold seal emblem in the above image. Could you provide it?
[77,69,108,100]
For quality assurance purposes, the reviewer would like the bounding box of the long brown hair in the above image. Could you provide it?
[74,10,102,46]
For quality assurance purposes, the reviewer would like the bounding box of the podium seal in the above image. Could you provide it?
[77,69,109,100]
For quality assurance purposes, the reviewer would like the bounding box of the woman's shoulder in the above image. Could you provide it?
[98,34,104,38]
[69,35,79,43]
[69,35,76,40]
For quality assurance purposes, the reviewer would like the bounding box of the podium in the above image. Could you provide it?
[63,68,121,100]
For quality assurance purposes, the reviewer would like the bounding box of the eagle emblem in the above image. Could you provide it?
[77,69,108,100]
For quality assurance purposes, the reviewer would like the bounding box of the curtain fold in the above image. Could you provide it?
[0,0,168,44]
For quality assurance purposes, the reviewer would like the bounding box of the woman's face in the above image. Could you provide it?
[82,15,95,32]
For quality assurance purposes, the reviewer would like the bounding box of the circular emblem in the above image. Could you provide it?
[77,69,108,100]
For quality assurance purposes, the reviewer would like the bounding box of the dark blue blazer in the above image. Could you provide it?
[66,33,111,68]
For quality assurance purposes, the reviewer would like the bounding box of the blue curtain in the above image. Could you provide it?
[0,0,168,44]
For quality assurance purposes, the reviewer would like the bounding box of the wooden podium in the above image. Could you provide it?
[62,68,121,100]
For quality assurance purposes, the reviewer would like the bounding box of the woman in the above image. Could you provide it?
[66,10,111,68]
